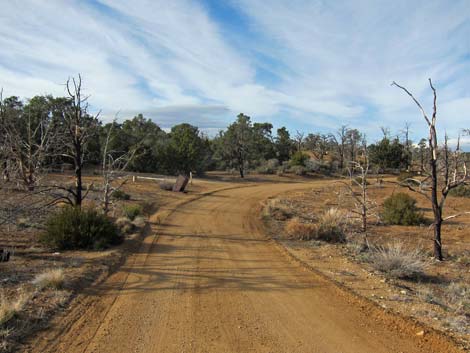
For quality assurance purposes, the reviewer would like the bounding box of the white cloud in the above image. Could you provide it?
[0,0,469,141]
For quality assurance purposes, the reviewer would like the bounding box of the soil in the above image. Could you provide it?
[21,178,463,353]
[263,177,470,350]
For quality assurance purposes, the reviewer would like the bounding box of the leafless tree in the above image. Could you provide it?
[294,130,305,152]
[0,94,56,191]
[339,143,377,242]
[55,75,99,207]
[400,122,412,171]
[101,120,137,215]
[333,125,348,170]
[346,128,362,163]
[392,79,469,260]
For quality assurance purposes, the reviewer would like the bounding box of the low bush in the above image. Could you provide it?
[382,193,424,225]
[444,283,470,315]
[256,159,280,174]
[315,208,346,243]
[263,198,292,221]
[304,159,321,173]
[33,269,65,290]
[122,204,143,221]
[41,207,122,250]
[369,242,428,279]
[132,216,146,229]
[116,217,134,234]
[112,189,130,200]
[290,151,309,167]
[290,165,307,176]
[449,184,470,198]
[284,208,346,243]
[284,217,317,240]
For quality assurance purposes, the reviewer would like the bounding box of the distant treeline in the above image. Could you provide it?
[0,92,459,179]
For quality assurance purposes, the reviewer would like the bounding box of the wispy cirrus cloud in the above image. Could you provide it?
[0,0,469,144]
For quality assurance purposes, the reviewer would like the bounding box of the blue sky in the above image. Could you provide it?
[1,0,470,146]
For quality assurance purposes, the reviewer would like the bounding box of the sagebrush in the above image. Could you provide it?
[369,242,428,279]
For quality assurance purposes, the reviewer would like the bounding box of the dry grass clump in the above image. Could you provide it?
[284,208,347,243]
[32,269,65,290]
[116,217,134,234]
[369,242,429,279]
[132,216,146,229]
[263,198,292,221]
[0,291,30,326]
[284,217,317,240]
[315,208,346,243]
[444,282,470,315]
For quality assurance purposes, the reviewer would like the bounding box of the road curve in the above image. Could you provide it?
[28,182,460,353]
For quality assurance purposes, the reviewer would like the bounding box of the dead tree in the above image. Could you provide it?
[0,95,56,191]
[338,143,377,245]
[333,125,348,170]
[101,120,137,215]
[294,130,305,152]
[392,79,469,260]
[401,122,412,171]
[56,75,99,207]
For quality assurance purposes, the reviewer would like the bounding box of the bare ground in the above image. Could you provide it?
[24,179,462,353]
[262,178,469,350]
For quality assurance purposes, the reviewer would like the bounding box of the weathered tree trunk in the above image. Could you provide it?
[74,141,83,207]
[429,125,443,260]
[433,218,443,260]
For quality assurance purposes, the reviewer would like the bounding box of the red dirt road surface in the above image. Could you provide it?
[27,181,462,353]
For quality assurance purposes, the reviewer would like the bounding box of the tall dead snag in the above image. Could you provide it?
[57,75,99,207]
[101,120,137,215]
[392,79,469,260]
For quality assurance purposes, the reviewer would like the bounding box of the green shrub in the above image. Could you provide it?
[449,184,470,198]
[382,193,424,225]
[41,207,122,250]
[290,151,309,167]
[122,204,143,220]
[112,189,130,200]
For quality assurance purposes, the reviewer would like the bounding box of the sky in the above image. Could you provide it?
[0,0,469,146]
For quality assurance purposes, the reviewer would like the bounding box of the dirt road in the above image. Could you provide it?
[28,181,460,353]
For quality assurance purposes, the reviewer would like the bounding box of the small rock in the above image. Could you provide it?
[400,290,407,295]
[416,330,425,337]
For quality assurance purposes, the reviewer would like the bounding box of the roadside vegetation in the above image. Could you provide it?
[0,76,468,350]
